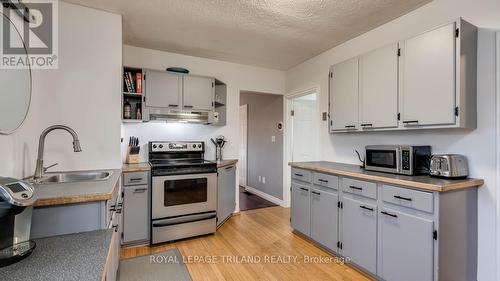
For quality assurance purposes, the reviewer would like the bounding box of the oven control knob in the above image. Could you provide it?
[152,144,157,149]
[193,144,197,148]
[159,144,163,149]
[198,144,202,148]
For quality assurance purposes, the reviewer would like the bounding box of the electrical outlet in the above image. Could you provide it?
[258,176,262,182]
[262,177,266,184]
[271,136,276,143]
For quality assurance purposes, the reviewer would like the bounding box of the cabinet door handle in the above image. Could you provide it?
[294,173,303,177]
[403,120,419,126]
[381,211,398,218]
[360,205,374,211]
[129,178,143,182]
[349,185,363,191]
[360,123,373,127]
[311,191,321,196]
[168,104,179,107]
[394,195,412,201]
[133,187,147,193]
[318,179,328,183]
[345,125,356,129]
[299,187,309,192]
[183,105,194,108]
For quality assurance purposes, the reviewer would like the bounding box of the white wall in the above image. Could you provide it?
[122,45,286,210]
[0,2,122,178]
[285,1,500,280]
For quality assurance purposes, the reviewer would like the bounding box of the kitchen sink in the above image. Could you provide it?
[34,171,112,184]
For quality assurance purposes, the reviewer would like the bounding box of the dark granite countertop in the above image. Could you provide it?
[0,230,113,281]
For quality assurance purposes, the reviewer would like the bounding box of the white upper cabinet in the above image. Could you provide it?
[401,23,456,127]
[359,43,399,129]
[183,75,215,111]
[144,70,181,108]
[328,19,477,133]
[329,57,359,131]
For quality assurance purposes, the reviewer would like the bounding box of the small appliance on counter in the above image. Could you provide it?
[211,135,227,162]
[0,177,37,267]
[364,145,431,175]
[430,154,469,179]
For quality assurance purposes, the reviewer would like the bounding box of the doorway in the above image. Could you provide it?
[239,91,283,211]
[239,104,248,187]
[283,89,319,206]
[291,93,318,162]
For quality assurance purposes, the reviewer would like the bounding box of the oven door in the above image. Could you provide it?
[152,173,216,219]
[365,146,401,173]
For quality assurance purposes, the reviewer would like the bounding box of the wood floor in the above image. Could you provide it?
[121,206,372,281]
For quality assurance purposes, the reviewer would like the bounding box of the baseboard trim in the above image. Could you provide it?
[242,185,285,207]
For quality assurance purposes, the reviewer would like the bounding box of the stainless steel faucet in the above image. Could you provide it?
[33,125,82,182]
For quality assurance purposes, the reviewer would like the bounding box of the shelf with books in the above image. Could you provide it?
[123,92,143,98]
[122,66,144,122]
[123,67,143,94]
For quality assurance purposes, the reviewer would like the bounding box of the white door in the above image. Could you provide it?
[359,43,399,129]
[330,57,359,131]
[183,75,215,111]
[144,70,181,108]
[239,104,248,187]
[292,93,317,162]
[401,22,456,127]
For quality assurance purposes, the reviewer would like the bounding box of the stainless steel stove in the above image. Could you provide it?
[149,141,217,244]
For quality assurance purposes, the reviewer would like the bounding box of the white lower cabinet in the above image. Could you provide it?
[122,171,150,245]
[341,196,377,274]
[291,183,310,236]
[310,187,338,251]
[289,168,478,281]
[379,208,434,281]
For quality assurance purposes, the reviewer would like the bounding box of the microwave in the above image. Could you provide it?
[365,145,431,175]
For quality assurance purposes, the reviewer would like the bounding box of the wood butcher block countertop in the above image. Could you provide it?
[217,159,238,168]
[34,169,121,207]
[289,161,484,192]
[122,162,151,172]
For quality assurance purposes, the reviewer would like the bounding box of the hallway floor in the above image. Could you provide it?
[239,186,277,211]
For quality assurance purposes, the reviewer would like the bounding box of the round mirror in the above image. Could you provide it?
[0,12,32,135]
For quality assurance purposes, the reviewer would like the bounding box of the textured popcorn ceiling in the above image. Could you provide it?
[66,0,431,70]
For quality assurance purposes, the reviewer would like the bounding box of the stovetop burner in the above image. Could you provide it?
[149,141,216,176]
[149,159,215,166]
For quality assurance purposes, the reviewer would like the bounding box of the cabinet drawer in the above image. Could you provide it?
[313,173,339,190]
[382,185,434,213]
[291,168,311,183]
[342,178,377,199]
[123,172,149,186]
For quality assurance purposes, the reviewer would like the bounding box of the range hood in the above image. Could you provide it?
[145,108,217,124]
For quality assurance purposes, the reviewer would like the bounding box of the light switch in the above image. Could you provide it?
[271,136,276,142]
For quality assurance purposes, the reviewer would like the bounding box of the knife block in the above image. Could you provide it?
[125,146,140,164]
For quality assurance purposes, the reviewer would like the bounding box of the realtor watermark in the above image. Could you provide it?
[150,254,351,265]
[0,0,58,69]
